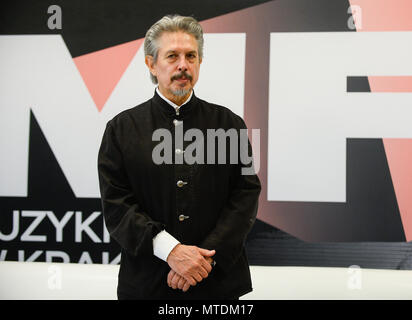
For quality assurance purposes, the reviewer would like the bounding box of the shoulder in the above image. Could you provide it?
[196,97,246,129]
[107,98,152,129]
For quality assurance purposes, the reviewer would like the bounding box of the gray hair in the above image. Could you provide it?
[144,14,204,84]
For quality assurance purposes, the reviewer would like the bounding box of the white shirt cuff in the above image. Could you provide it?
[153,230,180,262]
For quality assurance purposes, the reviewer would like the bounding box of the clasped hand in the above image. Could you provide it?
[166,244,215,292]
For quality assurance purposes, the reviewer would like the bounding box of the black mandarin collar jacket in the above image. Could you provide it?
[98,90,261,299]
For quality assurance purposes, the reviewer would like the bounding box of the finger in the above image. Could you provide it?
[197,264,209,279]
[184,275,197,286]
[198,248,216,257]
[193,271,203,283]
[182,282,191,292]
[187,263,205,282]
[171,272,180,289]
[200,258,212,274]
[169,271,177,289]
[177,277,186,290]
[196,256,212,274]
[167,270,175,287]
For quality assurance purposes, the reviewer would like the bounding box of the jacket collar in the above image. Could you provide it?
[156,87,193,110]
[152,89,197,118]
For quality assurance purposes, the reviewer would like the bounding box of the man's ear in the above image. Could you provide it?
[145,55,156,77]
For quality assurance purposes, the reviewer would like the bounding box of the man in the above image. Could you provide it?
[98,14,261,299]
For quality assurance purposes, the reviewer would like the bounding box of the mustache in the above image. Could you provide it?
[171,71,193,82]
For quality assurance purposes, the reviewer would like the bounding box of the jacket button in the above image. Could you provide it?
[175,148,184,155]
[178,214,189,222]
[177,180,187,187]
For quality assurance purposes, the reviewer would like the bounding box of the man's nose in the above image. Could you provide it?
[177,56,188,71]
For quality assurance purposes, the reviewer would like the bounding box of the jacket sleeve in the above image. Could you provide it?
[97,121,164,257]
[200,118,261,273]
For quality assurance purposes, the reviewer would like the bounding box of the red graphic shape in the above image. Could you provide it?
[368,76,412,92]
[383,139,412,241]
[349,0,412,31]
[73,39,144,112]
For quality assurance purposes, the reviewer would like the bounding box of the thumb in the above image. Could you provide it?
[198,248,216,257]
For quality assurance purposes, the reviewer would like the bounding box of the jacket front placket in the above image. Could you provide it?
[172,110,194,242]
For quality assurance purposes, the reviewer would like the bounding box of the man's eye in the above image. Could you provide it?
[167,54,176,59]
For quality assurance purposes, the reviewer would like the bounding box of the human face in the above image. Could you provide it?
[145,31,202,105]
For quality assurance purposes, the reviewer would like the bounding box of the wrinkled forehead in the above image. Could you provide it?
[157,31,199,54]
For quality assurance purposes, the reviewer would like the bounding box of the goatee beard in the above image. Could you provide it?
[169,88,191,97]
[169,70,193,97]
